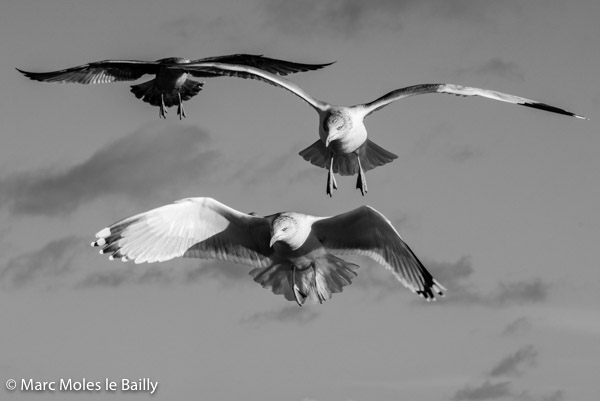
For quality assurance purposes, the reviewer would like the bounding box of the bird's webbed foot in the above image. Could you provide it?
[313,264,326,304]
[177,92,186,119]
[291,265,308,307]
[356,157,368,196]
[326,156,338,197]
[159,94,167,119]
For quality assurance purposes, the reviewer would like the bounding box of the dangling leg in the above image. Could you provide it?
[177,92,186,119]
[292,265,305,307]
[326,154,338,197]
[313,263,325,304]
[159,94,167,119]
[356,156,368,196]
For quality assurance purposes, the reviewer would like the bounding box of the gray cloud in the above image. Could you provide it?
[457,58,524,81]
[453,345,563,401]
[502,317,533,336]
[0,236,82,288]
[454,381,565,401]
[232,147,297,188]
[261,0,515,38]
[184,260,253,286]
[262,0,413,37]
[453,380,512,401]
[241,304,319,326]
[449,146,483,163]
[0,234,253,291]
[0,124,220,216]
[353,254,549,307]
[447,279,549,307]
[428,257,549,307]
[474,58,524,81]
[490,345,538,378]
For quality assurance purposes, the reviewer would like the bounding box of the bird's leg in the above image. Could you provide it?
[326,155,338,197]
[356,156,368,196]
[313,263,324,304]
[292,265,304,307]
[177,92,186,119]
[159,94,167,119]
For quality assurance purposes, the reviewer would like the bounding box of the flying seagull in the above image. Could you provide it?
[173,63,587,196]
[16,54,333,119]
[92,197,444,306]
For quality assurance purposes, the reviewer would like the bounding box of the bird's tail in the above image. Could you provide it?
[130,78,204,107]
[249,255,359,306]
[299,139,398,176]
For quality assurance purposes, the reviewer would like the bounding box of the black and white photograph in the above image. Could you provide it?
[1,1,598,400]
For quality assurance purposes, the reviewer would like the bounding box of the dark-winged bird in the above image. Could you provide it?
[92,197,445,306]
[16,54,333,119]
[172,63,587,196]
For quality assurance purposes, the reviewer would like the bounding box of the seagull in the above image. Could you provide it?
[91,197,445,306]
[173,62,588,196]
[16,54,333,119]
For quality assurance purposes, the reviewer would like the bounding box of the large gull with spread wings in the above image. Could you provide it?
[92,197,444,306]
[16,54,333,119]
[172,63,587,196]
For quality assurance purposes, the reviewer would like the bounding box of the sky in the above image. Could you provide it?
[1,0,599,400]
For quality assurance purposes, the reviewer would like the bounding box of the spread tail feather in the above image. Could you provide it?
[130,78,203,107]
[299,139,397,176]
[249,255,359,305]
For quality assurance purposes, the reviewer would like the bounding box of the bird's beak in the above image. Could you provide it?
[325,136,333,148]
[269,234,281,248]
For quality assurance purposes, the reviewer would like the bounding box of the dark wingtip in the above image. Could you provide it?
[316,61,336,69]
[522,102,588,120]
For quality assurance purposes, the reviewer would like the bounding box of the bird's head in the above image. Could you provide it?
[324,112,349,147]
[269,214,299,248]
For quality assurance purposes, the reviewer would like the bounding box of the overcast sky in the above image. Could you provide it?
[1,1,599,400]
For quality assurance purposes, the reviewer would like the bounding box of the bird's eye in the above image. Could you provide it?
[282,227,288,232]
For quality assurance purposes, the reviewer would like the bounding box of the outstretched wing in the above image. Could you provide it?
[189,53,334,76]
[361,83,587,119]
[17,60,160,84]
[312,206,445,300]
[92,197,273,267]
[174,62,328,111]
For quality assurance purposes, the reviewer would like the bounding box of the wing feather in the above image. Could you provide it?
[362,83,587,119]
[92,197,273,267]
[175,62,328,111]
[188,53,334,76]
[312,206,445,300]
[17,60,159,84]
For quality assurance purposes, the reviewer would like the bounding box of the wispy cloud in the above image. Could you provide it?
[261,0,413,37]
[0,124,221,216]
[474,58,524,81]
[490,345,537,378]
[0,234,252,291]
[184,260,253,285]
[241,304,319,326]
[0,236,82,288]
[354,254,549,307]
[453,380,512,400]
[453,345,562,401]
[457,57,524,81]
[502,317,533,336]
[261,0,515,38]
[427,257,549,307]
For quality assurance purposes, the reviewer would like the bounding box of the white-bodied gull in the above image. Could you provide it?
[92,197,444,306]
[173,63,587,196]
[17,54,333,119]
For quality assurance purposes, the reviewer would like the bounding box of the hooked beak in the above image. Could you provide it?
[325,136,334,148]
[269,234,281,248]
